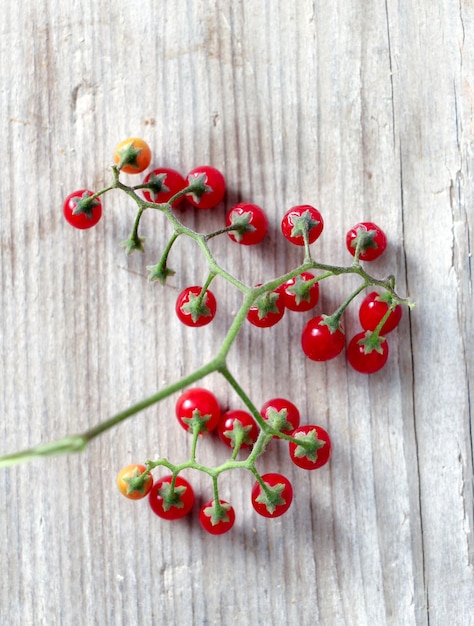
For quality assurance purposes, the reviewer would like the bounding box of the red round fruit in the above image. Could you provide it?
[185,165,226,209]
[246,288,285,328]
[217,410,259,449]
[279,272,320,312]
[175,387,221,433]
[251,473,293,518]
[289,425,332,470]
[359,291,402,334]
[281,205,324,246]
[142,168,186,206]
[175,286,217,327]
[346,331,389,374]
[260,398,300,435]
[148,474,194,520]
[63,190,102,229]
[199,499,236,535]
[301,315,346,361]
[226,203,268,245]
[346,222,387,262]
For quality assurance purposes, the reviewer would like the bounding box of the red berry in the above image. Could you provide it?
[63,190,102,229]
[260,398,300,435]
[279,272,320,312]
[246,288,285,328]
[148,475,194,520]
[289,425,331,470]
[175,387,221,434]
[359,291,402,334]
[185,165,226,209]
[175,286,217,327]
[251,473,293,518]
[301,315,345,361]
[346,222,387,261]
[141,168,186,206]
[281,205,324,246]
[346,331,389,374]
[199,499,236,535]
[226,203,268,245]
[217,410,259,449]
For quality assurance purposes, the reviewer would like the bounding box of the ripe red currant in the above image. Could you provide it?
[346,222,387,261]
[226,203,268,245]
[260,398,300,435]
[141,168,186,206]
[281,205,324,246]
[199,499,236,535]
[175,388,221,434]
[289,425,331,470]
[251,473,293,518]
[359,291,402,334]
[346,331,389,374]
[216,410,259,449]
[301,315,345,361]
[175,286,217,327]
[246,288,285,328]
[63,190,102,229]
[279,272,320,312]
[148,475,194,520]
[185,165,226,209]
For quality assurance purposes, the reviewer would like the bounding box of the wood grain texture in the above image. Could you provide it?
[1,1,473,625]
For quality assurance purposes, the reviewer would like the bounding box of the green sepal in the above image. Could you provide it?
[253,291,281,320]
[147,263,176,285]
[71,192,100,220]
[350,228,378,253]
[293,429,326,463]
[263,408,292,434]
[143,173,169,201]
[223,419,255,448]
[181,409,212,433]
[158,481,188,512]
[290,209,320,239]
[116,141,144,170]
[286,275,314,305]
[203,500,231,526]
[180,291,211,323]
[255,481,287,515]
[357,330,386,354]
[228,211,256,242]
[120,235,145,255]
[186,173,211,203]
[122,467,151,496]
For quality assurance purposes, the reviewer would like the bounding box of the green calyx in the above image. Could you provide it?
[71,192,100,220]
[117,142,143,170]
[181,409,212,433]
[253,291,281,319]
[290,210,320,239]
[180,291,211,323]
[144,173,169,201]
[158,482,187,511]
[286,275,313,304]
[147,262,176,285]
[186,173,211,203]
[351,228,378,253]
[120,235,145,255]
[357,330,386,354]
[203,500,231,525]
[224,419,255,448]
[293,429,326,462]
[255,481,287,514]
[122,467,151,495]
[228,211,256,242]
[264,408,292,434]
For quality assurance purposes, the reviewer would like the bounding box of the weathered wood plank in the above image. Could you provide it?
[0,1,472,625]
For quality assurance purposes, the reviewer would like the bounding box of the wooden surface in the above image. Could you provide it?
[1,2,473,625]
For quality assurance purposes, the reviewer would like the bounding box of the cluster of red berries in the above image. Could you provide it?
[116,387,331,535]
[61,137,409,534]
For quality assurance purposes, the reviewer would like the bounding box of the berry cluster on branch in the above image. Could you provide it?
[1,137,414,534]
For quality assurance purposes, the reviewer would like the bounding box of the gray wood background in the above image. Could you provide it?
[1,1,473,625]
